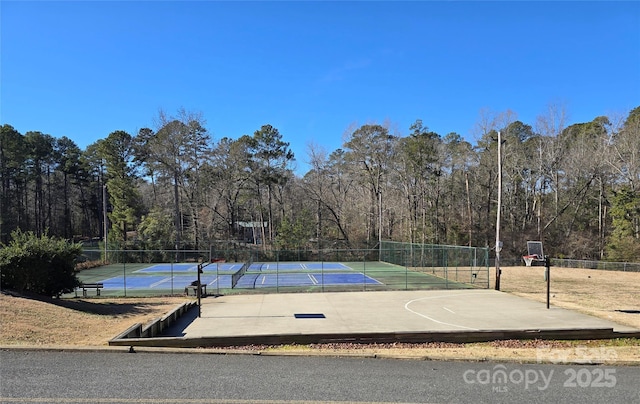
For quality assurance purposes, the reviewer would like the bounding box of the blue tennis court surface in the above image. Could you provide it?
[134,262,350,273]
[102,275,232,289]
[258,262,350,272]
[91,261,382,291]
[100,273,379,290]
[97,271,380,290]
[135,263,244,273]
[236,272,382,288]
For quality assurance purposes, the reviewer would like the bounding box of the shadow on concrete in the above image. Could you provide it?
[160,306,200,337]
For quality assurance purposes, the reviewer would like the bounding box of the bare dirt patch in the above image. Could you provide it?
[1,266,638,363]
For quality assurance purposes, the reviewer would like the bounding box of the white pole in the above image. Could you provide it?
[495,130,502,290]
[102,182,108,264]
[379,190,383,262]
[379,190,382,246]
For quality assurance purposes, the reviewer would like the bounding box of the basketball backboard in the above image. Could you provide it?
[526,241,544,259]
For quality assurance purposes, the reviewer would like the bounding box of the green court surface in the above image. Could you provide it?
[67,261,488,297]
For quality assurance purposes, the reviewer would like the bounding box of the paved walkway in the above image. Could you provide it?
[165,289,638,340]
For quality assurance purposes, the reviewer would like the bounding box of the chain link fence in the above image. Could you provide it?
[552,258,640,272]
[72,242,491,297]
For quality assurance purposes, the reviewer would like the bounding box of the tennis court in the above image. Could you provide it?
[237,272,382,288]
[90,262,378,292]
[70,259,482,297]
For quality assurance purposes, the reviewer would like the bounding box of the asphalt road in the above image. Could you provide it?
[1,350,639,403]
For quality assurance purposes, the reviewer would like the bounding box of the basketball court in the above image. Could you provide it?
[145,289,639,347]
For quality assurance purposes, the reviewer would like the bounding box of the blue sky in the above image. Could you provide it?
[2,1,639,174]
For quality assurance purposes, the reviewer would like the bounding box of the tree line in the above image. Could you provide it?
[1,106,639,262]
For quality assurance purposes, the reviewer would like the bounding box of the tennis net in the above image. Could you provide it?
[231,257,253,288]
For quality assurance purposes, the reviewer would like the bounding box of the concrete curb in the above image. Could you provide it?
[107,328,640,348]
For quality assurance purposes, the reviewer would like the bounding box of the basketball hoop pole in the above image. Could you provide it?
[545,256,550,309]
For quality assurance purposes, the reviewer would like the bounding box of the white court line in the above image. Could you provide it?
[442,306,455,314]
[308,274,318,284]
[261,275,266,285]
[302,263,308,270]
[404,292,488,331]
[149,277,171,288]
[365,274,384,285]
[207,277,218,286]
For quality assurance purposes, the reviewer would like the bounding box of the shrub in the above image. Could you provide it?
[0,230,82,297]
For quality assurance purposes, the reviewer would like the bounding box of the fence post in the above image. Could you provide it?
[123,251,127,297]
[362,250,366,292]
[455,249,458,282]
[216,261,220,296]
[405,249,408,290]
[321,259,325,293]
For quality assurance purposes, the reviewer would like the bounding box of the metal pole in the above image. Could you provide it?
[363,251,366,292]
[495,130,502,291]
[123,255,126,297]
[102,183,108,264]
[405,250,408,290]
[197,263,202,318]
[545,256,551,309]
[321,260,325,293]
[378,191,382,262]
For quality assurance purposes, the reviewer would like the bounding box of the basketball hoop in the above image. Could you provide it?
[523,255,537,267]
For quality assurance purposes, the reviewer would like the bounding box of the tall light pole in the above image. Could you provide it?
[103,185,108,262]
[378,190,382,261]
[495,130,503,290]
[378,190,382,244]
[102,171,108,264]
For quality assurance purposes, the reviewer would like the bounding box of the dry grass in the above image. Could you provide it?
[498,266,640,329]
[0,293,190,346]
[1,266,638,363]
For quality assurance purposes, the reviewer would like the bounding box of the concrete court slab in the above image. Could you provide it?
[173,289,638,339]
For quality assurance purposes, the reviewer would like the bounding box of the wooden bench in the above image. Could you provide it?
[184,283,207,297]
[76,283,104,297]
